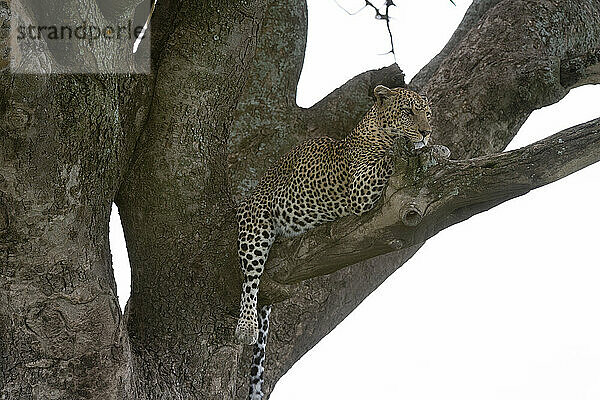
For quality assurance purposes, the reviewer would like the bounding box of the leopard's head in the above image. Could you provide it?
[373,85,432,148]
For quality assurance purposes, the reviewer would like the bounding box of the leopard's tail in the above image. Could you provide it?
[248,305,271,400]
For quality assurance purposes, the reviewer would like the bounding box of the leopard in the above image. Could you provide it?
[235,85,432,400]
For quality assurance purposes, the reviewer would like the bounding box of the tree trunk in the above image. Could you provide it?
[1,0,599,399]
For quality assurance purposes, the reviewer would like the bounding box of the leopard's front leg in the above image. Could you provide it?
[348,155,395,215]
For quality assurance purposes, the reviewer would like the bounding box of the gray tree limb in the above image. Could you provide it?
[265,118,600,286]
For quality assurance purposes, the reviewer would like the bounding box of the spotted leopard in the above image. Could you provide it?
[236,85,432,399]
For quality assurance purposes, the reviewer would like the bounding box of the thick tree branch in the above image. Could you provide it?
[410,0,503,91]
[116,1,268,398]
[262,118,600,287]
[229,1,308,199]
[419,0,600,159]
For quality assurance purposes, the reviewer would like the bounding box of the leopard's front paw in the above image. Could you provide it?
[235,318,258,345]
[413,140,427,150]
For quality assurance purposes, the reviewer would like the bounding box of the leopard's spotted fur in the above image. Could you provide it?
[236,85,432,399]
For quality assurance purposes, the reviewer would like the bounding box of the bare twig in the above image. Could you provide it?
[133,0,158,53]
[366,0,396,57]
[333,0,367,15]
[334,0,456,60]
[333,0,396,58]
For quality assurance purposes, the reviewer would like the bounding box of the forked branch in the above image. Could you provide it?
[260,117,600,299]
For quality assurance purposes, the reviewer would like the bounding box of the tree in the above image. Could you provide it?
[1,0,600,399]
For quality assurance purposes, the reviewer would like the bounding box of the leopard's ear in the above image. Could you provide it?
[374,85,393,104]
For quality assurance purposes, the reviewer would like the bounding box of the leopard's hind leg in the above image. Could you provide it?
[235,205,275,345]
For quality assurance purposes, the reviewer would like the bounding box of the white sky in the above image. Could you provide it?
[110,1,600,398]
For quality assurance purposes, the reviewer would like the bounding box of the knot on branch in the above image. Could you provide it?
[560,48,600,89]
[0,102,33,132]
[400,203,423,226]
[388,142,451,227]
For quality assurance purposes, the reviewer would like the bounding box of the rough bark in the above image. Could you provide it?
[115,1,267,398]
[0,46,145,400]
[1,0,599,399]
